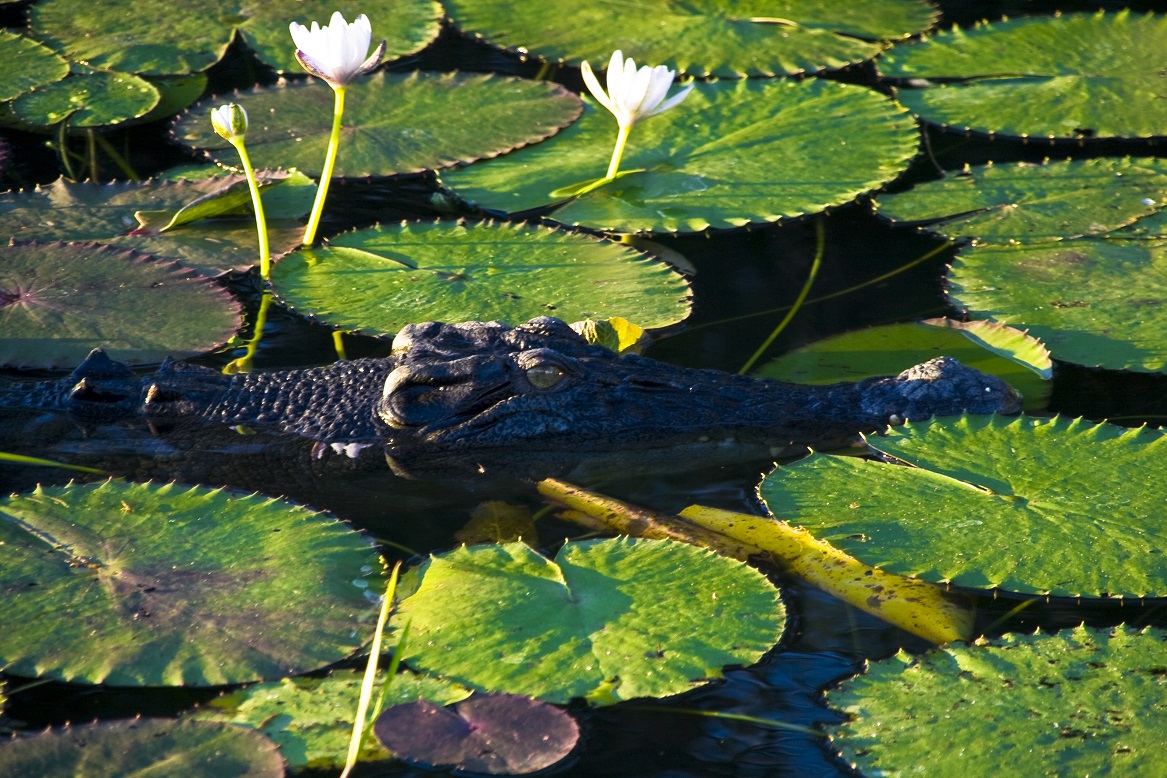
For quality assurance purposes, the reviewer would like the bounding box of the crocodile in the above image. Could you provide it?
[0,316,1020,483]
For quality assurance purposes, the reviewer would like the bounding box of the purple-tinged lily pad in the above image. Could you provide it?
[0,242,240,369]
[374,694,580,775]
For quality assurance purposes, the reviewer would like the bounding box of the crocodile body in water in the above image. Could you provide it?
[1,317,1020,483]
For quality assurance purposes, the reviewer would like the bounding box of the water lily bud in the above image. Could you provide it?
[289,11,387,89]
[210,103,248,143]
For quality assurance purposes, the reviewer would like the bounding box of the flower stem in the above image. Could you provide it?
[606,123,631,180]
[232,140,271,280]
[303,86,346,247]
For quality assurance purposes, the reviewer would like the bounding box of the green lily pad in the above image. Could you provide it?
[394,538,784,704]
[173,72,583,177]
[129,74,209,126]
[879,11,1167,139]
[874,158,1167,242]
[0,719,284,777]
[0,480,385,685]
[193,669,470,769]
[444,0,938,76]
[271,220,691,335]
[0,30,69,102]
[0,177,308,277]
[758,415,1167,597]
[756,319,1052,411]
[0,242,240,369]
[10,70,159,128]
[948,238,1167,373]
[829,625,1167,777]
[440,78,919,234]
[30,0,441,76]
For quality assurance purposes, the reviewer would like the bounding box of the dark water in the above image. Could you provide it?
[4,1,1167,776]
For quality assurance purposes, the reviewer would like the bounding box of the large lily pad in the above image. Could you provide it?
[758,415,1167,597]
[173,72,583,178]
[31,0,441,76]
[0,719,284,777]
[0,177,308,277]
[879,11,1167,139]
[830,625,1167,777]
[11,70,159,128]
[756,319,1052,411]
[874,158,1167,243]
[444,0,938,77]
[271,220,692,335]
[394,538,784,704]
[949,238,1167,373]
[440,78,919,234]
[0,480,385,685]
[0,30,69,102]
[193,670,471,769]
[0,242,240,369]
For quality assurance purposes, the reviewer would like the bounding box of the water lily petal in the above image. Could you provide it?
[647,82,693,118]
[289,11,384,88]
[580,60,616,115]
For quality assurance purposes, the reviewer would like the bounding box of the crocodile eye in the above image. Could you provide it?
[526,364,565,390]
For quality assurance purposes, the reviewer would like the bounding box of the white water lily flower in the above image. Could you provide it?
[210,103,247,142]
[289,11,386,89]
[580,50,693,129]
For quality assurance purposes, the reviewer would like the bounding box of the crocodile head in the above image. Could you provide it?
[376,317,1021,480]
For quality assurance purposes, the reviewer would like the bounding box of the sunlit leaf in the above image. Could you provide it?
[880,11,1167,139]
[11,70,159,128]
[759,415,1167,597]
[830,625,1167,777]
[0,30,69,102]
[0,480,384,685]
[271,220,691,335]
[441,78,919,234]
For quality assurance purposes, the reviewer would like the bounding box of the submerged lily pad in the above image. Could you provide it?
[394,538,783,704]
[271,220,691,335]
[0,177,308,277]
[757,319,1052,411]
[880,11,1167,139]
[0,30,69,102]
[174,72,582,177]
[375,694,580,775]
[0,719,284,777]
[0,242,240,369]
[874,158,1167,243]
[949,238,1167,373]
[441,78,918,233]
[11,70,159,128]
[193,670,470,769]
[31,0,441,76]
[444,0,938,76]
[758,415,1167,597]
[830,625,1167,777]
[0,480,384,685]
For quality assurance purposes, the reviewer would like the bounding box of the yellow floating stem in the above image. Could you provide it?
[678,505,974,644]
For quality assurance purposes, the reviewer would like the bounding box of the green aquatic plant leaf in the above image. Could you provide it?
[271,220,691,335]
[441,78,919,234]
[880,11,1167,139]
[10,70,159,128]
[193,669,470,769]
[756,319,1052,411]
[374,694,580,774]
[0,177,308,277]
[949,238,1167,373]
[0,242,240,369]
[444,0,938,76]
[173,72,582,177]
[758,415,1167,597]
[0,480,385,685]
[829,625,1167,777]
[30,0,440,76]
[394,538,784,704]
[874,158,1167,242]
[0,30,69,102]
[0,719,285,777]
